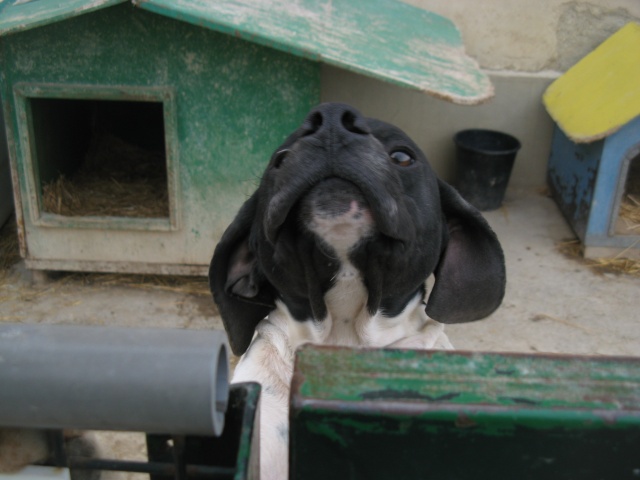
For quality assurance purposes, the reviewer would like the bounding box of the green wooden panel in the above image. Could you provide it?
[134,0,493,105]
[291,346,640,480]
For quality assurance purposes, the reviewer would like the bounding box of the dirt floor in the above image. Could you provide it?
[1,187,639,474]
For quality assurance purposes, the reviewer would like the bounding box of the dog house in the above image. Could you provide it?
[0,0,492,275]
[544,22,640,259]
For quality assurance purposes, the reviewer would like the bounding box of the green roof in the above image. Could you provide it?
[0,0,493,105]
[0,0,126,36]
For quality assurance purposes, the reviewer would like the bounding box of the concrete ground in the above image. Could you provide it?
[447,188,639,356]
[1,187,639,472]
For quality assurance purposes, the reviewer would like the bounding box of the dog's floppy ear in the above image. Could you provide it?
[209,193,276,355]
[426,180,506,323]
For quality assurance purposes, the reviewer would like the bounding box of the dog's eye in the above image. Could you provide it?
[390,150,414,167]
[272,149,290,169]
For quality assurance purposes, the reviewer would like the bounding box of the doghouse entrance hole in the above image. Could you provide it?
[31,98,169,219]
[615,152,640,236]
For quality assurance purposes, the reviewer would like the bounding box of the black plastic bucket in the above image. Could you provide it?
[453,129,521,211]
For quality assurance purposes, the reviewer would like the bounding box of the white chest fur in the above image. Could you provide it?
[231,280,453,480]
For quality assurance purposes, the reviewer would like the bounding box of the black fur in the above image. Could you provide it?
[210,103,506,355]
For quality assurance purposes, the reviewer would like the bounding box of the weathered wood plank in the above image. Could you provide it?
[291,346,640,479]
[137,0,493,105]
[1,0,493,104]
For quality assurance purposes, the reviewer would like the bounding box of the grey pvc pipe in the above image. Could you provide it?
[0,323,230,436]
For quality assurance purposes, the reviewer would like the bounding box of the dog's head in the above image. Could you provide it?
[210,103,505,355]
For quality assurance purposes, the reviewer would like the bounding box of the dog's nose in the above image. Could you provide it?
[301,103,371,138]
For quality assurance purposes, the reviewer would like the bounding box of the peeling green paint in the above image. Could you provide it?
[290,346,640,479]
[136,0,493,105]
[295,347,640,412]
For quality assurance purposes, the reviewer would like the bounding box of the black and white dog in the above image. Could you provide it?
[209,103,505,480]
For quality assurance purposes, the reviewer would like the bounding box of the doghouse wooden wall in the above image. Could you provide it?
[1,3,318,274]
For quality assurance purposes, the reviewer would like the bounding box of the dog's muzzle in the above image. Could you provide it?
[298,177,375,252]
[263,104,411,245]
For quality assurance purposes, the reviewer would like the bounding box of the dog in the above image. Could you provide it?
[209,103,506,480]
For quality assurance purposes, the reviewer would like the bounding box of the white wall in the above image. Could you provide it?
[322,68,556,187]
[403,0,640,72]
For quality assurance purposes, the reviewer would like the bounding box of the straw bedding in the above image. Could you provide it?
[557,238,640,277]
[41,132,169,218]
